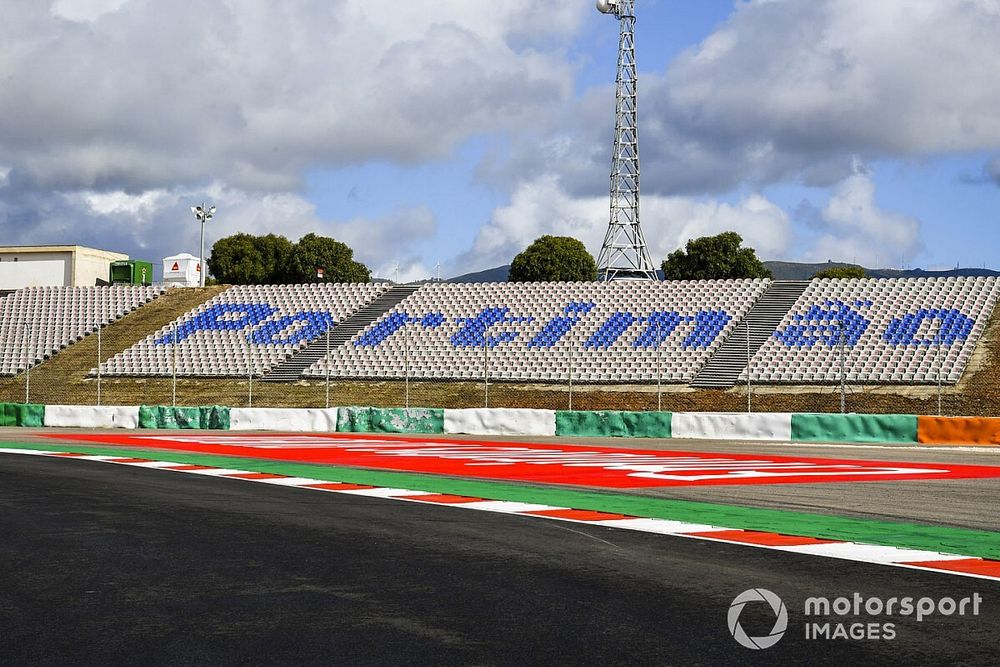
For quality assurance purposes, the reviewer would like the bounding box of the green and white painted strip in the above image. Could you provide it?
[2,443,998,582]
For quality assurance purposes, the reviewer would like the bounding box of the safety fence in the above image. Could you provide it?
[5,402,1000,446]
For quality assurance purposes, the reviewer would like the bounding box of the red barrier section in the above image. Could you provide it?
[44,432,1000,489]
[918,416,1000,446]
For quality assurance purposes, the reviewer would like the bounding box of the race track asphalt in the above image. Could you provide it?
[1,453,997,665]
[9,428,1000,532]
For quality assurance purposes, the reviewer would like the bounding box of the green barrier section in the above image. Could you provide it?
[791,413,919,443]
[555,410,671,438]
[139,405,229,429]
[199,405,231,430]
[0,403,45,427]
[337,406,443,433]
[8,441,1000,561]
[336,406,372,432]
[370,407,443,433]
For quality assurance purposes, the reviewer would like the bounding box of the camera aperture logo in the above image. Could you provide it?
[728,588,788,650]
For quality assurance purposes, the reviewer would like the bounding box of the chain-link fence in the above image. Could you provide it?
[0,317,973,416]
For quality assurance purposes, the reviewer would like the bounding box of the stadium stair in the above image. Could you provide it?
[689,280,811,389]
[262,283,425,382]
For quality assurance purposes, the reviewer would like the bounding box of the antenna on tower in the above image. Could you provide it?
[595,0,657,281]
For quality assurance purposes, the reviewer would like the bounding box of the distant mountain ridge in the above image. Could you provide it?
[447,262,1000,283]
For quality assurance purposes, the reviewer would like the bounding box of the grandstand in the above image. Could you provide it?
[743,277,1000,384]
[96,283,388,377]
[303,280,770,383]
[77,277,1000,386]
[0,285,163,376]
[1,277,998,415]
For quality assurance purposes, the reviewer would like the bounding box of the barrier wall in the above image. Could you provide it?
[138,405,230,430]
[444,408,556,436]
[790,413,918,444]
[44,405,140,429]
[337,407,444,434]
[554,411,672,438]
[2,399,994,447]
[230,407,338,432]
[0,402,44,427]
[917,416,1000,446]
[671,412,793,441]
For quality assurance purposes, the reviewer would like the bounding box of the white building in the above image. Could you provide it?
[0,245,128,290]
[162,253,202,287]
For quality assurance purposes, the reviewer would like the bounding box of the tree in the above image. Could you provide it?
[288,233,371,283]
[508,235,598,282]
[661,232,772,280]
[208,233,294,284]
[812,266,866,279]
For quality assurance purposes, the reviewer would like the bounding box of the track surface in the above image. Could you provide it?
[22,428,1000,531]
[1,454,997,665]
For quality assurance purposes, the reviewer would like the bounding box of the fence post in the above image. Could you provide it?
[247,330,253,408]
[483,339,489,409]
[656,321,662,412]
[97,325,102,406]
[23,323,30,404]
[171,322,177,407]
[568,343,573,412]
[746,323,751,414]
[325,329,331,409]
[937,336,943,417]
[404,322,410,409]
[837,320,846,414]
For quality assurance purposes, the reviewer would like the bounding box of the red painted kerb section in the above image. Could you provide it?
[44,432,1000,490]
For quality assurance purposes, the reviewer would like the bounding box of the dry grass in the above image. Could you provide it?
[1,286,998,415]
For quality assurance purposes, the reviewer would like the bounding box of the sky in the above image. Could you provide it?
[2,0,1000,281]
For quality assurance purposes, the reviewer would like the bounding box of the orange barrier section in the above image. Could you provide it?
[918,416,1000,446]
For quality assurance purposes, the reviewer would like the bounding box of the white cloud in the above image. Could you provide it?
[85,189,168,216]
[801,172,923,267]
[487,0,1000,199]
[457,169,926,274]
[0,1,584,191]
[656,0,1000,180]
[454,176,792,273]
[51,0,129,23]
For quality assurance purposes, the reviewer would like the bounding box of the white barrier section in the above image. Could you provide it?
[44,405,140,429]
[444,408,557,437]
[230,408,338,432]
[671,412,793,442]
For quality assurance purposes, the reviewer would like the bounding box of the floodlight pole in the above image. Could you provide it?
[596,0,657,281]
[191,203,216,288]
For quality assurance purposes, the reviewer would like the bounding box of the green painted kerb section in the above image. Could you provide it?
[337,406,443,434]
[0,403,45,427]
[791,413,918,443]
[6,441,998,561]
[138,405,230,430]
[555,411,671,438]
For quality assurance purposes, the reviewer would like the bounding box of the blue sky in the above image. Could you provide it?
[2,0,999,280]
